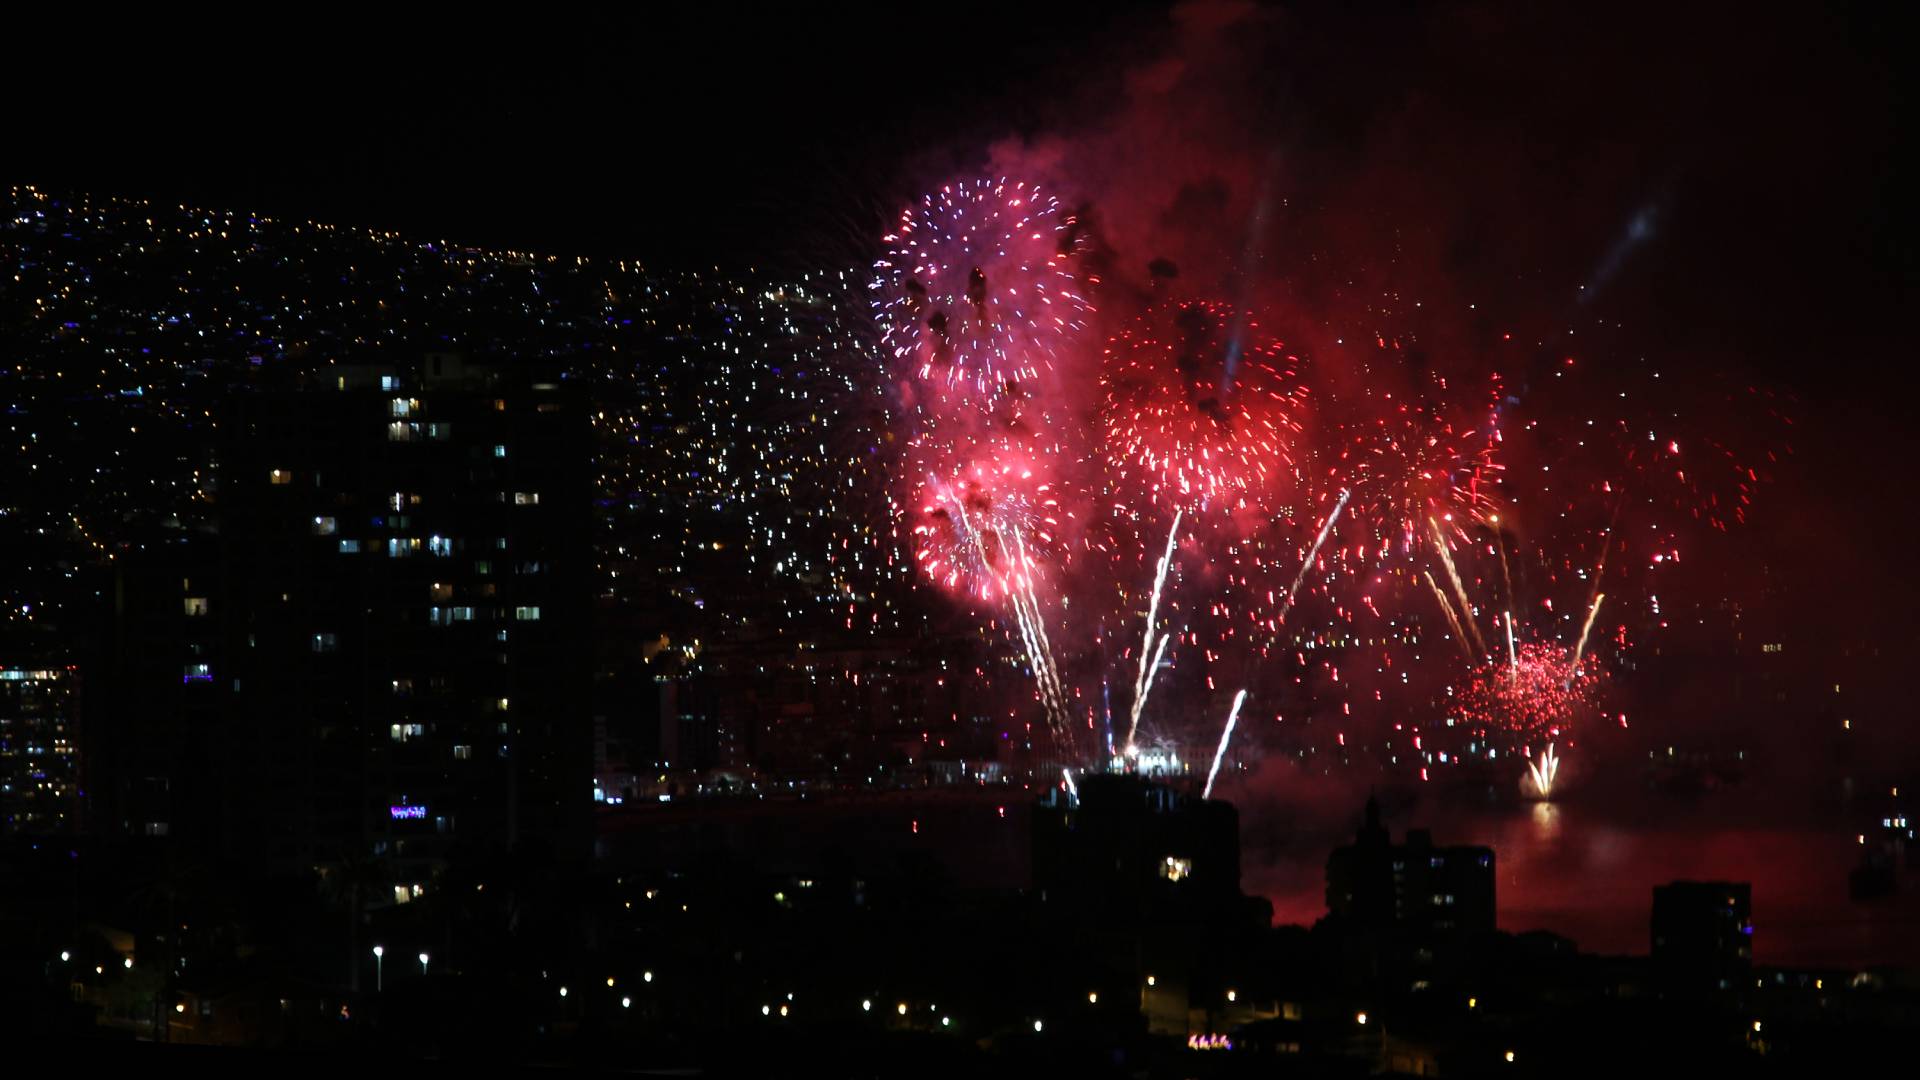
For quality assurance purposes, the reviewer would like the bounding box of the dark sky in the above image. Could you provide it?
[9,3,1916,623]
[8,6,1910,361]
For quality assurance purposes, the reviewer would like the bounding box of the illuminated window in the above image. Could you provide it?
[429,583,455,603]
[311,633,337,653]
[183,597,209,617]
[269,469,292,485]
[390,397,414,418]
[453,745,471,760]
[183,663,212,682]
[338,539,361,554]
[515,606,541,621]
[427,536,454,557]
[513,492,541,506]
[493,445,507,458]
[1161,856,1192,883]
[312,516,337,536]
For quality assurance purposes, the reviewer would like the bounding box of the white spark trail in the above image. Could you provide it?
[1202,689,1249,799]
[1568,593,1606,679]
[1272,490,1350,631]
[1125,510,1182,752]
[1430,517,1488,656]
[1424,570,1475,661]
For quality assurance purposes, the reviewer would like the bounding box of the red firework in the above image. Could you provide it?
[904,444,1070,602]
[1452,641,1606,745]
[1099,300,1308,516]
[1311,369,1505,561]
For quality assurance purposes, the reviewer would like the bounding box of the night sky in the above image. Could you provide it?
[10,3,1916,642]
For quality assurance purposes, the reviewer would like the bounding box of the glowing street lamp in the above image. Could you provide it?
[372,945,384,992]
[418,951,430,976]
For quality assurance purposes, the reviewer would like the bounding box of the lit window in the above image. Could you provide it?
[429,583,454,603]
[1161,856,1192,883]
[312,516,337,536]
[451,607,474,622]
[513,492,541,506]
[338,539,361,554]
[389,397,413,418]
[183,597,209,617]
[312,633,338,653]
[381,375,398,391]
[426,422,451,440]
[387,538,420,558]
[453,745,471,760]
[493,445,507,458]
[427,536,455,557]
[269,469,292,485]
[515,606,542,621]
[183,663,212,682]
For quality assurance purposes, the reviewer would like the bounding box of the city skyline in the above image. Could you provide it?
[3,4,1916,1072]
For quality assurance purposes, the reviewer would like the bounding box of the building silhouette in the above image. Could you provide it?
[1325,794,1495,936]
[1651,880,1753,990]
[92,357,591,895]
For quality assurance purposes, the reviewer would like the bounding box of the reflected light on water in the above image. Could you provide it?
[1531,800,1562,839]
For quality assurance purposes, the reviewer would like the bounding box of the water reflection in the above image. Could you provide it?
[1530,799,1561,839]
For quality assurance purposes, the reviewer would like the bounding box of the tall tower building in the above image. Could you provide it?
[203,360,590,886]
[0,664,81,834]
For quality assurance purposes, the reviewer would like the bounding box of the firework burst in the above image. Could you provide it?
[1454,641,1606,746]
[871,177,1094,400]
[1100,300,1308,516]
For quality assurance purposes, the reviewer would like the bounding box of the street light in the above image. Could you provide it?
[372,946,384,992]
[418,951,430,976]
